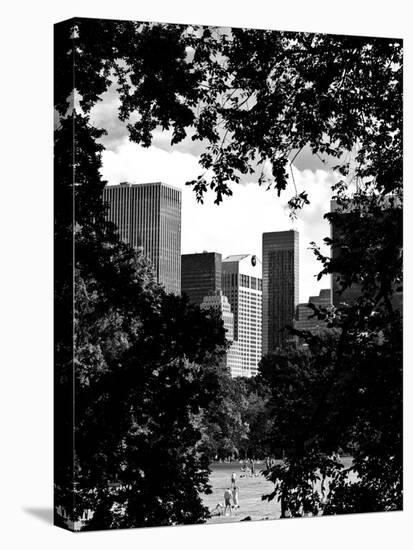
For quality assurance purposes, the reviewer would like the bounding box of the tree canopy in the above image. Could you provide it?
[56,19,402,205]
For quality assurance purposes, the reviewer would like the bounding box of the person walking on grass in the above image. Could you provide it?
[232,485,239,509]
[231,471,237,487]
[224,488,233,516]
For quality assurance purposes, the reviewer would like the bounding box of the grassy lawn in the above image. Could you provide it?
[202,458,354,524]
[202,461,280,524]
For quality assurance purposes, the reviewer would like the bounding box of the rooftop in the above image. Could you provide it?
[222,254,250,262]
[109,181,181,193]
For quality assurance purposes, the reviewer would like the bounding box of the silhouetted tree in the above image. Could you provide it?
[55,19,402,204]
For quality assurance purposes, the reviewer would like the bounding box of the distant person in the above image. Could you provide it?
[232,485,239,509]
[250,459,255,476]
[224,488,232,516]
[231,471,237,486]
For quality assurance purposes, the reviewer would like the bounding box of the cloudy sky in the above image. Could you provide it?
[91,86,337,303]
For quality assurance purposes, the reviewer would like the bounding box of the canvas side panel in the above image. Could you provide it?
[54,18,76,532]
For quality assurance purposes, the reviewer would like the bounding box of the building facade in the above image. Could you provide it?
[200,291,243,376]
[181,252,222,306]
[295,289,332,333]
[222,254,262,377]
[201,290,234,341]
[103,182,181,294]
[262,230,299,354]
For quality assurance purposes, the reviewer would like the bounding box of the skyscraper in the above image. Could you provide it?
[222,254,262,377]
[262,230,299,353]
[181,252,222,306]
[103,182,181,294]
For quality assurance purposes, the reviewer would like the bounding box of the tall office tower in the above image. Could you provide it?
[201,291,243,377]
[181,252,222,306]
[262,230,299,354]
[103,182,181,294]
[222,254,262,377]
[295,289,332,333]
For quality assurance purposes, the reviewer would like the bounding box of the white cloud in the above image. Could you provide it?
[101,139,334,302]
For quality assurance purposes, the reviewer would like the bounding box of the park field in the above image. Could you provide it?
[202,461,279,524]
[202,458,354,524]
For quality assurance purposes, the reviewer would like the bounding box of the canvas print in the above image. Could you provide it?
[54,18,403,531]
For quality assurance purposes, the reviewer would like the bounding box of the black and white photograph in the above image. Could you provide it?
[53,16,403,532]
[4,4,411,548]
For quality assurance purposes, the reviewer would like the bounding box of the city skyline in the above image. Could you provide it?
[103,181,334,370]
[103,179,334,307]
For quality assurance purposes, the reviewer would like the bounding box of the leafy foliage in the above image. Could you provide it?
[196,376,272,460]
[259,306,402,515]
[56,19,402,204]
